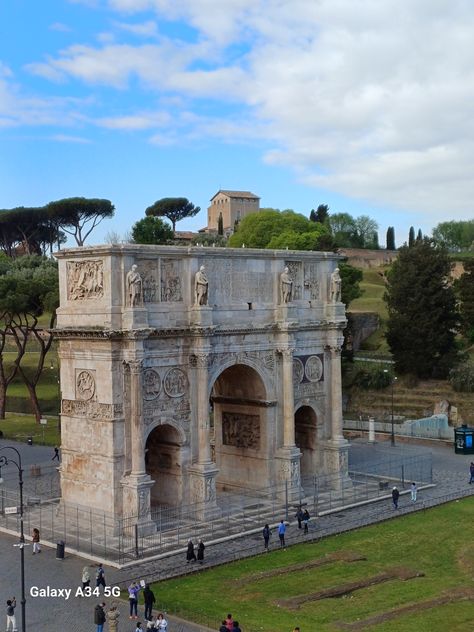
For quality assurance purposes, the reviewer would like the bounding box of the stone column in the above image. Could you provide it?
[276,347,301,501]
[188,351,219,518]
[129,360,146,475]
[193,353,212,464]
[324,342,350,491]
[121,359,155,535]
[328,345,344,443]
[279,347,296,447]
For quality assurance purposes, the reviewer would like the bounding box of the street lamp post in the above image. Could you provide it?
[384,370,397,446]
[0,446,26,632]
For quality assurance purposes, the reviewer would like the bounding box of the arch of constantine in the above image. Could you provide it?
[55,245,348,532]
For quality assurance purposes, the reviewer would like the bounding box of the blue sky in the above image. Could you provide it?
[1,0,474,247]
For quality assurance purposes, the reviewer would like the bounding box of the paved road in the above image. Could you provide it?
[0,436,472,631]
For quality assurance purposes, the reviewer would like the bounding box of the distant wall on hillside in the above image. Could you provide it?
[338,248,397,269]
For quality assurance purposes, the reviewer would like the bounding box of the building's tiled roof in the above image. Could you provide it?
[210,190,260,200]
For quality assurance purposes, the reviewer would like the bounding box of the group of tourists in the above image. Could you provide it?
[186,538,205,564]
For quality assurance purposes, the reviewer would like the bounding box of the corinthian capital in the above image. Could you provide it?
[189,353,209,368]
[277,347,295,359]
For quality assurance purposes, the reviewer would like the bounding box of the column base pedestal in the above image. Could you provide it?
[121,473,156,536]
[275,447,303,502]
[322,439,352,492]
[188,463,221,520]
[189,306,213,326]
[123,307,149,329]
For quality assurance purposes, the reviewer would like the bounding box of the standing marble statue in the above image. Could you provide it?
[280,266,293,303]
[194,265,209,306]
[126,264,143,307]
[330,267,342,303]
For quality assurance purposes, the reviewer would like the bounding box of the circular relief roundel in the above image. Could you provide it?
[305,355,323,382]
[143,369,162,401]
[293,358,304,386]
[76,370,95,401]
[163,368,188,398]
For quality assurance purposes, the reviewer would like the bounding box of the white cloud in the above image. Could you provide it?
[51,134,92,143]
[49,22,72,32]
[114,20,158,37]
[97,110,170,129]
[18,1,474,218]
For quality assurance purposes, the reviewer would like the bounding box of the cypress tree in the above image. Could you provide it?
[408,226,415,247]
[217,212,224,236]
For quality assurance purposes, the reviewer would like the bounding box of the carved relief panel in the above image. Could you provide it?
[142,366,190,429]
[293,354,325,398]
[222,412,260,449]
[161,259,183,302]
[303,262,320,300]
[67,260,104,301]
[139,260,159,303]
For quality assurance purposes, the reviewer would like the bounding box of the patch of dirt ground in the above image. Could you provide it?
[233,551,366,587]
[337,587,474,630]
[276,567,424,609]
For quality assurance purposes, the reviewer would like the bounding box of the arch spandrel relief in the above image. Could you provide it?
[75,369,96,401]
[142,365,190,428]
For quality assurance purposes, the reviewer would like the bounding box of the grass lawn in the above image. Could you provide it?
[151,497,474,631]
[0,412,60,446]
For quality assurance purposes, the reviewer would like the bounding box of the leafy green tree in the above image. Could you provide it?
[328,212,357,247]
[354,215,379,249]
[228,209,316,248]
[0,256,59,420]
[310,204,329,224]
[456,259,474,339]
[131,216,174,245]
[408,226,415,247]
[47,197,115,246]
[432,220,474,251]
[146,197,200,234]
[340,262,363,306]
[386,226,396,250]
[384,239,459,378]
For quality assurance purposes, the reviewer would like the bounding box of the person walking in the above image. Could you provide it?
[32,527,41,554]
[262,524,271,550]
[392,486,400,510]
[469,462,474,484]
[197,539,205,564]
[410,482,417,503]
[96,563,106,591]
[82,566,91,591]
[52,446,60,461]
[94,602,106,632]
[295,507,303,529]
[278,520,286,547]
[302,509,310,534]
[5,597,17,632]
[186,539,196,563]
[128,581,141,619]
[143,584,156,621]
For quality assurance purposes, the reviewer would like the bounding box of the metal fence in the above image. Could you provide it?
[0,451,433,565]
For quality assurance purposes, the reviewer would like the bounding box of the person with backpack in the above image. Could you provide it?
[302,509,310,534]
[5,597,17,632]
[143,584,156,621]
[94,602,106,632]
[96,563,106,591]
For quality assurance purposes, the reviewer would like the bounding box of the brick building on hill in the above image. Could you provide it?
[207,190,260,233]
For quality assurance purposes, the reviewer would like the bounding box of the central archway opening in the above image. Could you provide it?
[145,424,183,507]
[295,405,317,478]
[211,364,271,494]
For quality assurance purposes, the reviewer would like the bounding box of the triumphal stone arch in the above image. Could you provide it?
[55,245,348,530]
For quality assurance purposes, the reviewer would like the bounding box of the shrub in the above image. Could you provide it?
[449,361,474,392]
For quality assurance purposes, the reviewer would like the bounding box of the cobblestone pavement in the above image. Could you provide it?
[0,437,473,631]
